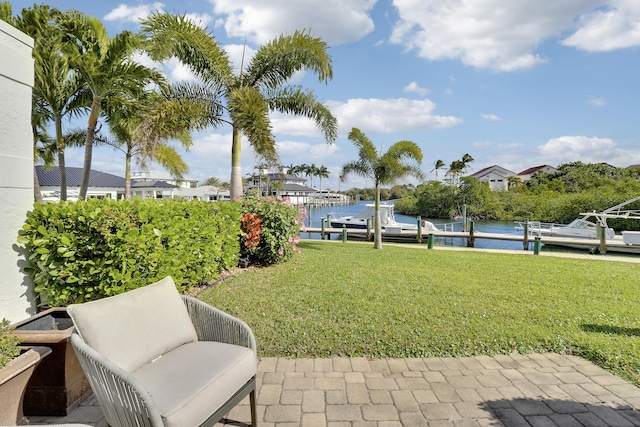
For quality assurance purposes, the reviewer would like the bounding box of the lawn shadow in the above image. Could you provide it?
[481,398,640,426]
[581,323,640,337]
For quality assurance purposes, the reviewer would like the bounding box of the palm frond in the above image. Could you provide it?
[140,12,233,85]
[245,29,333,89]
[228,86,276,161]
[266,86,337,142]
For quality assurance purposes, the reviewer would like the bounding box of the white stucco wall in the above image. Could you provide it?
[0,20,36,322]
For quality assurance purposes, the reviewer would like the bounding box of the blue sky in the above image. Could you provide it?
[9,0,640,190]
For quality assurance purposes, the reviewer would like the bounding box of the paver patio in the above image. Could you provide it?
[30,353,640,426]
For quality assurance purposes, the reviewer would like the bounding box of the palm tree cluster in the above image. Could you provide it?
[286,163,330,191]
[430,154,474,184]
[1,4,337,201]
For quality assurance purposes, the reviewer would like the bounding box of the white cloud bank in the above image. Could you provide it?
[209,0,376,45]
[389,0,640,71]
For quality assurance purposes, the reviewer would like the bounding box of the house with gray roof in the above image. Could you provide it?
[36,166,178,200]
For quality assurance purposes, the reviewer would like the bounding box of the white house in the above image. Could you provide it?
[469,165,517,191]
[0,20,36,322]
[37,166,179,200]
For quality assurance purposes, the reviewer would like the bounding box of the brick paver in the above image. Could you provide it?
[30,353,640,426]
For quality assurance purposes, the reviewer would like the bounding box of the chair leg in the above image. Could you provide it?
[250,389,257,426]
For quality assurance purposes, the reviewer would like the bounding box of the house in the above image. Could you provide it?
[468,165,517,191]
[36,166,178,200]
[172,185,231,201]
[246,172,349,205]
[517,165,558,181]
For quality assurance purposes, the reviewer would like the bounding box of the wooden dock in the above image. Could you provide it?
[303,227,640,255]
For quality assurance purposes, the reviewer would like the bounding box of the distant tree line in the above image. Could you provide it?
[392,162,640,230]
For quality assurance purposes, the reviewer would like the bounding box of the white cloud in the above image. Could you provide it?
[481,113,501,121]
[209,0,376,45]
[537,136,618,165]
[389,0,598,71]
[276,140,341,163]
[562,0,640,51]
[588,97,607,106]
[332,98,462,134]
[473,141,491,148]
[104,3,165,23]
[184,12,214,28]
[403,81,430,96]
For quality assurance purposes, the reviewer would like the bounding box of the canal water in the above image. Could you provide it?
[301,201,531,251]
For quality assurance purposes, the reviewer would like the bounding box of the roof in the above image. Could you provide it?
[37,166,178,189]
[469,165,516,179]
[517,165,557,176]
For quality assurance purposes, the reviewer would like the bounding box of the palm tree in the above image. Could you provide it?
[431,159,446,181]
[103,85,218,199]
[1,4,86,201]
[317,165,329,193]
[203,177,229,188]
[57,11,164,199]
[340,128,423,249]
[460,153,475,174]
[141,13,338,199]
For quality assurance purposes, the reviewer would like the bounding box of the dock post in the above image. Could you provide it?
[467,221,475,247]
[321,217,325,240]
[523,220,529,250]
[428,233,434,249]
[366,219,371,241]
[597,224,607,254]
[534,236,541,255]
[342,225,347,243]
[417,216,422,244]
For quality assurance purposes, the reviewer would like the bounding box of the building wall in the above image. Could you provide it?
[0,20,36,322]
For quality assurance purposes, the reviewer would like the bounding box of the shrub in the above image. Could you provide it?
[241,196,305,265]
[17,199,241,306]
[0,319,21,369]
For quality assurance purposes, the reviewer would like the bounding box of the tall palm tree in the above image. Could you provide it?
[460,153,475,174]
[141,13,338,199]
[1,3,87,201]
[341,128,423,249]
[104,84,219,199]
[317,165,329,193]
[431,159,446,181]
[57,11,164,199]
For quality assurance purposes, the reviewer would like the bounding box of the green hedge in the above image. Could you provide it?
[17,199,241,307]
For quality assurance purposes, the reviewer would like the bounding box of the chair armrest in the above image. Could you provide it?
[70,333,165,427]
[181,295,256,353]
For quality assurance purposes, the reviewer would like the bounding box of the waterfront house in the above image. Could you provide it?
[468,165,517,191]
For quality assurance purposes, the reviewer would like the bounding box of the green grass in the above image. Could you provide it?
[197,241,640,385]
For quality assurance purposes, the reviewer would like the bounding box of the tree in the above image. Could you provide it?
[203,177,229,188]
[317,165,329,193]
[431,159,446,181]
[340,128,423,249]
[141,13,338,199]
[104,84,220,199]
[1,3,87,201]
[58,11,164,199]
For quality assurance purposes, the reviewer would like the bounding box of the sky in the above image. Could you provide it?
[8,0,640,190]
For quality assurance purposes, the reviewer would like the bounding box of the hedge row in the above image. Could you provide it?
[17,199,242,307]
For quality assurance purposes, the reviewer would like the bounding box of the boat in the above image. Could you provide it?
[516,196,640,254]
[328,203,438,233]
[515,216,616,240]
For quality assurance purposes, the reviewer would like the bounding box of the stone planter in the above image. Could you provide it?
[0,346,51,425]
[11,308,91,416]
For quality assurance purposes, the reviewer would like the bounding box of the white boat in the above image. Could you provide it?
[515,216,616,240]
[328,203,438,232]
[516,196,640,253]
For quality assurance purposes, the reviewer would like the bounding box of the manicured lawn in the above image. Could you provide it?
[197,240,640,385]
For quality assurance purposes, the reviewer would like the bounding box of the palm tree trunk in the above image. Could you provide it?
[374,182,382,249]
[124,147,132,200]
[55,117,67,201]
[230,126,243,199]
[79,99,101,200]
[33,165,43,203]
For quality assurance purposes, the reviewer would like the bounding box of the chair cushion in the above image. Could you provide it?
[131,341,257,427]
[67,276,198,373]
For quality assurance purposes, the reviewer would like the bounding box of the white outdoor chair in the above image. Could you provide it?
[67,276,257,427]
